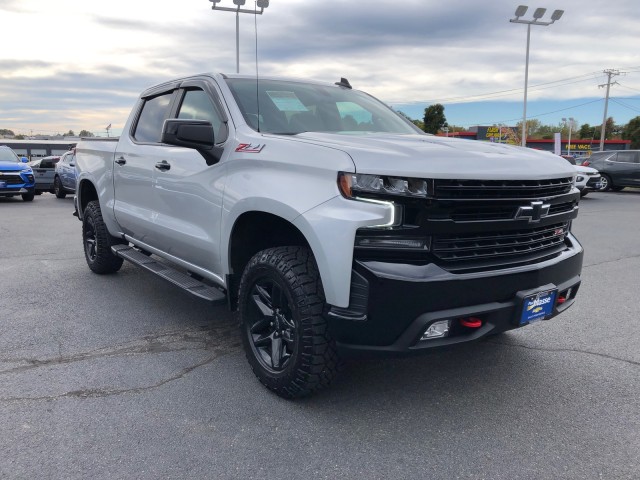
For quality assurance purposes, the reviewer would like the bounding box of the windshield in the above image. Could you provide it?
[0,147,20,162]
[225,78,421,135]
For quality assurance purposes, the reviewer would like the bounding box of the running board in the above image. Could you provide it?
[111,245,226,304]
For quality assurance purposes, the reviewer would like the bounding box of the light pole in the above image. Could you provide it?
[562,117,575,156]
[209,0,270,74]
[510,5,564,148]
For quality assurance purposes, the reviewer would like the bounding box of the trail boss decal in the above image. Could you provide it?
[235,143,266,153]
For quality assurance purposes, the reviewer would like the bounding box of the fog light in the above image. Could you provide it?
[421,320,450,340]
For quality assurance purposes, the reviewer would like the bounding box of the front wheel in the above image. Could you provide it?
[579,189,588,198]
[82,201,124,274]
[238,246,340,399]
[54,177,66,198]
[22,189,35,201]
[599,174,612,191]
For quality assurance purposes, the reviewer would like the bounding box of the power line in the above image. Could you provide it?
[610,98,640,114]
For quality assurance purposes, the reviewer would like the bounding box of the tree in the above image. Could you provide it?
[395,110,423,131]
[578,123,592,139]
[622,116,640,148]
[0,128,15,137]
[65,130,75,136]
[79,130,95,137]
[423,104,447,134]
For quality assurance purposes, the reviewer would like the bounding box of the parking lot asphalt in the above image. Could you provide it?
[1,191,639,479]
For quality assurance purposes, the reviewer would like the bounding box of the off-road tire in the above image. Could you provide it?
[238,246,340,399]
[54,176,66,198]
[82,200,125,274]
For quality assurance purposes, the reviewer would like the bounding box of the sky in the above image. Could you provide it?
[1,0,639,137]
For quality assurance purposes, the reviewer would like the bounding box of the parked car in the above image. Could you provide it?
[0,145,35,201]
[29,156,60,194]
[560,155,602,197]
[582,150,640,191]
[54,149,77,198]
[573,165,602,197]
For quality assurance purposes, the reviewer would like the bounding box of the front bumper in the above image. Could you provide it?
[327,234,583,356]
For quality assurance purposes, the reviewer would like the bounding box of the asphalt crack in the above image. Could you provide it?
[0,324,242,403]
[583,252,640,269]
[488,340,640,367]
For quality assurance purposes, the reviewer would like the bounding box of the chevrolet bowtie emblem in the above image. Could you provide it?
[515,201,550,223]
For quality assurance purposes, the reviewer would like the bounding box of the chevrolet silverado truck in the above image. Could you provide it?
[74,73,583,398]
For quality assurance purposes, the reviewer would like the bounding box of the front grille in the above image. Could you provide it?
[431,200,576,223]
[434,177,573,200]
[0,174,23,185]
[432,222,569,263]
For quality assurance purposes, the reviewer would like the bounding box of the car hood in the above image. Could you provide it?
[0,161,30,171]
[288,133,576,180]
[574,165,599,174]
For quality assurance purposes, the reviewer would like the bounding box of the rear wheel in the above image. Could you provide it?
[238,246,340,399]
[82,201,124,274]
[54,176,66,198]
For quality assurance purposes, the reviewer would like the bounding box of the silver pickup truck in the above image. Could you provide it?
[75,73,583,398]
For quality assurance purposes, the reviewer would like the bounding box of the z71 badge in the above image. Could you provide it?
[235,143,266,153]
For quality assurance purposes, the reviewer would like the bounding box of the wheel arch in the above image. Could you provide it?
[226,210,311,310]
[77,179,99,219]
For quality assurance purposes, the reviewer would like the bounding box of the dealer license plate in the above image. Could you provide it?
[520,289,556,325]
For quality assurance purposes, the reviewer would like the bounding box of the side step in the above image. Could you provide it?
[111,245,226,304]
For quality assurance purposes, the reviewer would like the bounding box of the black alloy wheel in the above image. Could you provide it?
[82,201,124,274]
[238,246,340,398]
[246,278,297,372]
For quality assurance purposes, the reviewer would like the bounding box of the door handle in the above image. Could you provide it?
[115,156,126,166]
[155,160,171,171]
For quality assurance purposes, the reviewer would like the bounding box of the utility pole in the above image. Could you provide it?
[598,69,620,152]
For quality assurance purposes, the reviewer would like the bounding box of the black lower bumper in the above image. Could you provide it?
[327,235,583,356]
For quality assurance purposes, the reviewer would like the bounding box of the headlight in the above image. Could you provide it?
[338,172,429,199]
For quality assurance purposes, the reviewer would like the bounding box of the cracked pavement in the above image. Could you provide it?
[1,192,639,479]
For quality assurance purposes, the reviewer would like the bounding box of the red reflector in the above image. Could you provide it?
[460,317,482,328]
[557,296,567,304]
[582,161,590,167]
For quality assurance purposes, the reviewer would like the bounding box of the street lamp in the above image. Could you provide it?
[510,5,564,148]
[562,117,576,155]
[209,0,270,74]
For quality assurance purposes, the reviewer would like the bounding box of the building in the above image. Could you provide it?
[440,126,630,157]
[0,139,78,159]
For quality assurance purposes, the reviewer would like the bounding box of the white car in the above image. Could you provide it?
[574,165,602,197]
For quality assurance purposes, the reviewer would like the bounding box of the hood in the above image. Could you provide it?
[574,165,598,174]
[288,133,576,180]
[0,161,30,171]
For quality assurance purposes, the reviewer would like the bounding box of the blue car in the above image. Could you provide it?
[0,145,35,202]
[53,149,77,199]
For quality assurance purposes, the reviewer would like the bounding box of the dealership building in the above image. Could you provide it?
[441,126,630,156]
[0,139,78,159]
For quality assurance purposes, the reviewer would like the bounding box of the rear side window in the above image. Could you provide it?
[615,152,638,163]
[133,93,174,143]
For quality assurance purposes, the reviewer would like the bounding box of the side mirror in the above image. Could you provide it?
[21,157,28,163]
[161,119,223,166]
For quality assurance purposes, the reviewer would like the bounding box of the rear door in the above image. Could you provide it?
[606,151,640,186]
[151,80,229,274]
[113,88,178,242]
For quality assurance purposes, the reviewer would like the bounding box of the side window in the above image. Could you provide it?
[133,92,174,143]
[178,89,227,143]
[616,152,637,163]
